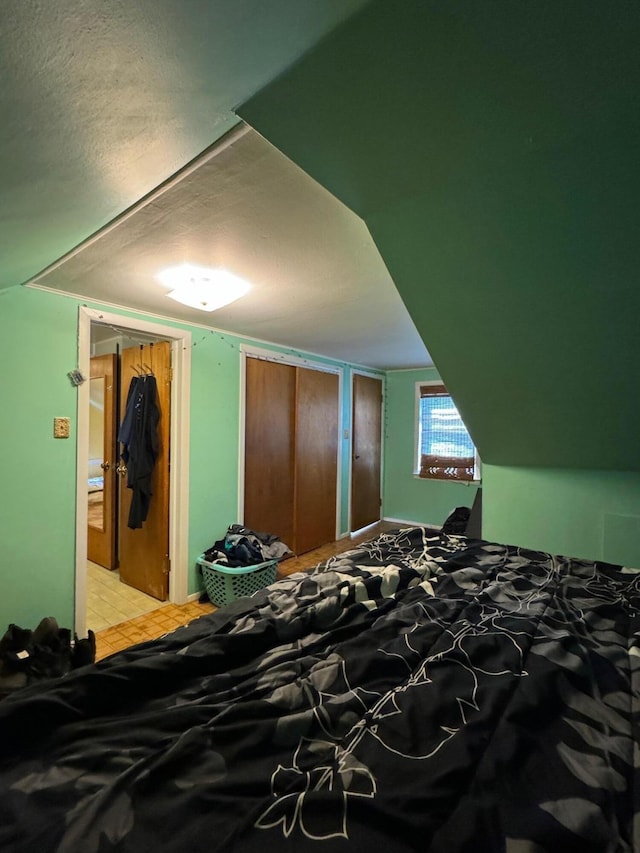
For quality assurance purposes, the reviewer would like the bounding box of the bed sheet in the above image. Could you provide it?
[0,528,638,851]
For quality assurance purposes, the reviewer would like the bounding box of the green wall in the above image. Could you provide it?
[0,287,79,629]
[240,1,640,473]
[483,465,640,568]
[238,0,640,567]
[0,286,379,633]
[384,372,640,568]
[383,368,478,527]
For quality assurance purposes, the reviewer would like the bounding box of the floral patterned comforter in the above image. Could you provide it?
[0,527,638,852]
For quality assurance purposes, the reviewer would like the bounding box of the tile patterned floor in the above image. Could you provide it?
[95,601,215,660]
[87,562,168,632]
[94,521,400,662]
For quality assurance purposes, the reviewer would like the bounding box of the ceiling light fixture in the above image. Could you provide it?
[157,263,251,312]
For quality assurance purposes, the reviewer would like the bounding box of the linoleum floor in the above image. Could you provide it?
[87,561,167,632]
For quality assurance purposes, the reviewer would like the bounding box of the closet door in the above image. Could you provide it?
[351,374,383,531]
[294,367,339,554]
[244,358,296,547]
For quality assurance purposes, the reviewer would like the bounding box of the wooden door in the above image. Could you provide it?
[244,358,296,547]
[294,367,339,554]
[87,354,117,569]
[117,341,171,600]
[351,374,383,531]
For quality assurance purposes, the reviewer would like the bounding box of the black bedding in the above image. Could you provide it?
[0,527,638,852]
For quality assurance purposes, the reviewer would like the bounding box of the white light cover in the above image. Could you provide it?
[157,264,251,312]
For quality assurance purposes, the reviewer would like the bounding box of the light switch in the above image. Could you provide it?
[53,417,70,439]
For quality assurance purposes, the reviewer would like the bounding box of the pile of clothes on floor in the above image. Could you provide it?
[0,617,95,699]
[202,524,293,568]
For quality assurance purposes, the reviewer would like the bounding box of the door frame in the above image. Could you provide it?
[75,306,192,635]
[238,344,344,541]
[348,369,385,534]
[87,353,117,570]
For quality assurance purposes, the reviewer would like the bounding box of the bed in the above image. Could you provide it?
[0,526,637,851]
[87,459,104,494]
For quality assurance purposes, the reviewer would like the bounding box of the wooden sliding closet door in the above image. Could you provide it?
[294,368,339,554]
[244,357,340,556]
[244,358,296,547]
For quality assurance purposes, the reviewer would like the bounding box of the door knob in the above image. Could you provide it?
[100,461,111,471]
[116,463,128,476]
[354,455,361,459]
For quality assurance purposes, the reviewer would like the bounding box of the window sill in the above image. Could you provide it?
[413,474,482,486]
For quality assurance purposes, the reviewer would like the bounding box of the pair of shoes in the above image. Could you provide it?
[0,617,71,692]
[0,618,97,699]
[30,618,96,669]
[30,618,73,680]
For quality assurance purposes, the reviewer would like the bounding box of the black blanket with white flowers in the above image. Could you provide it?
[0,527,638,852]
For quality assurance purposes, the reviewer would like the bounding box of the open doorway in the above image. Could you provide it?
[86,328,171,630]
[75,307,192,636]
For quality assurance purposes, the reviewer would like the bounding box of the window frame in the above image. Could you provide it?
[414,381,481,482]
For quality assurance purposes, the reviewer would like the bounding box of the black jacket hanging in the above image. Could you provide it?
[118,376,160,529]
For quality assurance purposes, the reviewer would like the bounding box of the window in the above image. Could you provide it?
[416,383,479,481]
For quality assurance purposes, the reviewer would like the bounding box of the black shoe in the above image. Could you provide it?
[30,618,72,680]
[32,616,60,646]
[0,624,33,673]
[72,630,96,668]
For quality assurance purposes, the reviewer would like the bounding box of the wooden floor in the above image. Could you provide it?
[94,521,398,661]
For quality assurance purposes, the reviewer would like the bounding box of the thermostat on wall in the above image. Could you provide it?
[53,417,70,439]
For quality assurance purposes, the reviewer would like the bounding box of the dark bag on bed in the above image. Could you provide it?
[442,506,471,535]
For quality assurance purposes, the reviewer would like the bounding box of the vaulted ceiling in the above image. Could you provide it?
[0,0,368,288]
[2,1,431,369]
[33,124,427,368]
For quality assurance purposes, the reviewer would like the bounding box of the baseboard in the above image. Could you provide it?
[186,591,204,603]
[350,520,382,538]
[383,516,441,532]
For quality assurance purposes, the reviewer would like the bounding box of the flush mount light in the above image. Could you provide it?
[157,263,251,312]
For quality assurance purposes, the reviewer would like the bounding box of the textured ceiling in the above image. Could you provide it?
[2,0,430,369]
[0,0,369,288]
[34,126,429,369]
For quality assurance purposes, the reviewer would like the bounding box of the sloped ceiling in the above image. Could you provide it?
[35,126,428,369]
[0,0,369,288]
[240,0,640,471]
[1,0,431,369]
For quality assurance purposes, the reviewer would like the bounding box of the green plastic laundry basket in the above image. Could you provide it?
[197,556,278,607]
